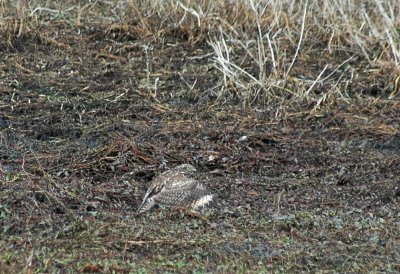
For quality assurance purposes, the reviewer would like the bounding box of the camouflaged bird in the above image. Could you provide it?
[137,164,214,213]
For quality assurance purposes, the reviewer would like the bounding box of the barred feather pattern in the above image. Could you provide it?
[137,164,213,213]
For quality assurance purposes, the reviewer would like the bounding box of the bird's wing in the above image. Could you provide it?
[162,174,199,190]
[137,173,196,211]
[154,178,212,207]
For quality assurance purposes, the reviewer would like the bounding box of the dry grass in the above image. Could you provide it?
[1,0,400,273]
[2,0,399,107]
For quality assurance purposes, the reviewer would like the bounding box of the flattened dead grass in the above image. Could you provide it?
[1,0,399,272]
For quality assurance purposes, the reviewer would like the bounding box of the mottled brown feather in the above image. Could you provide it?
[137,164,213,213]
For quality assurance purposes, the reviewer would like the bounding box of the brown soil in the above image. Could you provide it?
[1,20,399,273]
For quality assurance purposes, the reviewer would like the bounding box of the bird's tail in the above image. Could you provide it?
[137,190,152,212]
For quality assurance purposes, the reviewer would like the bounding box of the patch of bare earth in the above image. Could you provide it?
[1,13,399,273]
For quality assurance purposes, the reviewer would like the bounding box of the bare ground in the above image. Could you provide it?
[1,20,400,273]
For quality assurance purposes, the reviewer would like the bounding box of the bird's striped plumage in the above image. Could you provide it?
[137,164,213,213]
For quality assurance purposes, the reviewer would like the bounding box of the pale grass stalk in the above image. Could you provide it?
[249,0,267,80]
[374,0,399,64]
[321,55,357,82]
[210,38,265,89]
[265,31,277,71]
[304,64,328,97]
[177,1,203,27]
[286,0,307,75]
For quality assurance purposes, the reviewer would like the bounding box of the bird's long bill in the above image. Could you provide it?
[137,189,152,212]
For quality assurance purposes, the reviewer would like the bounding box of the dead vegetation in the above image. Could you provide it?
[1,0,399,272]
